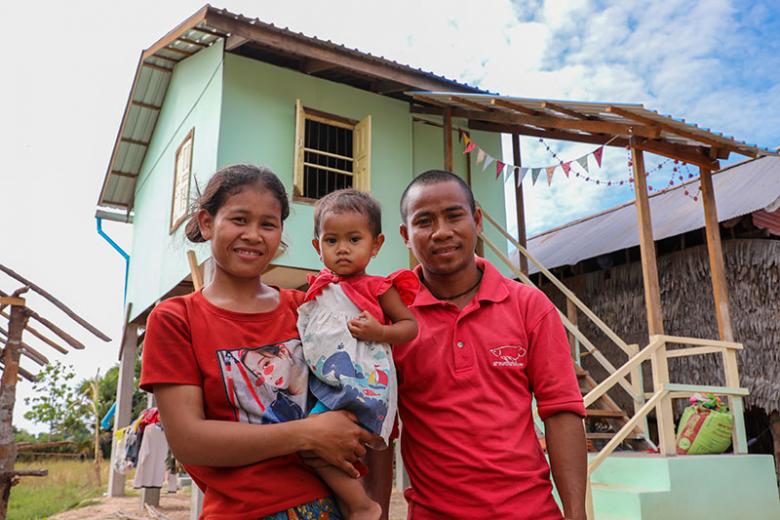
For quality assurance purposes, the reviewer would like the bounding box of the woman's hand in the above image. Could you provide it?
[302,410,378,477]
[348,311,385,343]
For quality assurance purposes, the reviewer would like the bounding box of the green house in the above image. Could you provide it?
[97,5,509,328]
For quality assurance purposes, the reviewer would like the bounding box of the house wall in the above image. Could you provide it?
[125,46,509,320]
[216,53,509,276]
[126,41,224,320]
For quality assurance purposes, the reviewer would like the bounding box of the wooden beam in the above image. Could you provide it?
[0,298,24,307]
[541,101,593,120]
[130,100,161,111]
[0,310,68,354]
[189,25,229,39]
[699,167,734,342]
[0,265,110,341]
[511,133,528,276]
[176,36,209,48]
[0,360,36,382]
[633,138,719,170]
[110,170,138,179]
[141,62,173,74]
[443,108,453,171]
[225,34,248,51]
[27,311,85,350]
[162,45,195,57]
[147,54,178,65]
[607,106,744,157]
[300,58,338,74]
[204,12,480,93]
[449,95,491,111]
[187,251,204,291]
[490,98,544,116]
[0,329,49,365]
[120,137,149,147]
[469,119,622,147]
[632,148,664,336]
[142,5,209,60]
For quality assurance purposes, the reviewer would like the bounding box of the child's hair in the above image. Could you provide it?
[313,189,382,239]
[185,164,290,243]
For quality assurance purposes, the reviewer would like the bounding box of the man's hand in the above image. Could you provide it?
[348,311,386,343]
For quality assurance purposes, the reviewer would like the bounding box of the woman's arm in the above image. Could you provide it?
[155,383,375,477]
[348,287,418,344]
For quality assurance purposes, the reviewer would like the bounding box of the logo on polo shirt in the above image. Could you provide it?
[489,345,527,368]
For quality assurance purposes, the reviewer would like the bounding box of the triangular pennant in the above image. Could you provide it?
[463,134,471,146]
[531,168,541,185]
[576,155,589,174]
[463,142,476,154]
[482,155,495,172]
[495,160,505,179]
[546,165,556,186]
[476,148,486,165]
[562,162,571,177]
[517,167,529,187]
[593,146,604,167]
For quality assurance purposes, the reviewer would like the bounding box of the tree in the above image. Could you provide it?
[23,361,84,437]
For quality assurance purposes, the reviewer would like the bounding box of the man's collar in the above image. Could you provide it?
[412,256,509,308]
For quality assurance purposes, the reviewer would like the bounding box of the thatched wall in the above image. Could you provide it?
[544,239,780,414]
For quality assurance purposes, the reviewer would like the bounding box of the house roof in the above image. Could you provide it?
[97,5,487,213]
[407,92,777,168]
[519,156,780,273]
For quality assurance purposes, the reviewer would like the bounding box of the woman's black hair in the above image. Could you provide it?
[185,164,290,243]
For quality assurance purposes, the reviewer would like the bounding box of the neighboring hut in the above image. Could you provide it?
[520,156,780,476]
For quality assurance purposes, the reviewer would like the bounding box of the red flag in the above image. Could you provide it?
[562,162,571,177]
[463,142,476,154]
[593,146,604,167]
[495,160,505,178]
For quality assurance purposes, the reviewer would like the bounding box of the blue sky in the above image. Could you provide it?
[1,0,778,431]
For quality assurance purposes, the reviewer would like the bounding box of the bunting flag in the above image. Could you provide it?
[561,162,571,177]
[463,142,476,154]
[517,167,529,186]
[531,168,541,185]
[482,155,495,172]
[546,166,556,186]
[495,160,505,178]
[593,146,604,167]
[576,156,589,174]
[463,134,471,146]
[476,148,486,165]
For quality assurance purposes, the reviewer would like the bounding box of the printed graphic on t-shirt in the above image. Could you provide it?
[489,345,527,368]
[216,339,309,424]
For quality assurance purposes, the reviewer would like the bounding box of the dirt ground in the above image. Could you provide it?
[50,488,409,519]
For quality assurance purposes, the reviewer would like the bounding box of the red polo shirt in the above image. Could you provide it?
[393,257,586,519]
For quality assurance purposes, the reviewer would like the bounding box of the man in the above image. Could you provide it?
[366,170,587,520]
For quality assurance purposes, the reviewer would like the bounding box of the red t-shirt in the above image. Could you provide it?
[140,289,329,520]
[393,258,586,520]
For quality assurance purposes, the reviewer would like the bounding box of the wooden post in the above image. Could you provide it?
[108,322,139,497]
[627,344,647,436]
[443,108,453,172]
[631,148,664,336]
[632,149,674,454]
[0,300,30,517]
[699,167,734,341]
[512,134,529,276]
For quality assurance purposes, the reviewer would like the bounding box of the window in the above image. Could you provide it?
[171,129,194,232]
[293,100,371,199]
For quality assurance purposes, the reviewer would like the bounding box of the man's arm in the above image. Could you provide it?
[364,444,395,520]
[544,412,587,520]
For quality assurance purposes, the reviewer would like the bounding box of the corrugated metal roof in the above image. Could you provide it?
[407,92,777,159]
[97,6,487,212]
[519,156,780,273]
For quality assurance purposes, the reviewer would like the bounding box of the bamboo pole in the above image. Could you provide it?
[0,297,31,517]
[443,108,453,172]
[512,133,529,275]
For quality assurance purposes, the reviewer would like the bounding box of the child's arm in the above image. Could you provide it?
[347,287,418,344]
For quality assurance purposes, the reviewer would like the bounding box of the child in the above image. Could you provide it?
[298,189,419,520]
[141,165,374,519]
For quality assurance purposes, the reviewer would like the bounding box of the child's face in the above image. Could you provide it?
[313,211,384,276]
[198,185,283,280]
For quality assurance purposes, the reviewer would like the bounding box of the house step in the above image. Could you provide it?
[586,409,627,418]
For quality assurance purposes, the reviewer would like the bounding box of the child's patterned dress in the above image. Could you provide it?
[297,269,418,447]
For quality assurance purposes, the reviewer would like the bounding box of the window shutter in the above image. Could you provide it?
[353,115,371,192]
[293,99,306,197]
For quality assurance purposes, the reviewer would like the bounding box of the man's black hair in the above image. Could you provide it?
[399,170,476,222]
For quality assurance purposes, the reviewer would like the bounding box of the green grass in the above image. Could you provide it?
[8,459,108,520]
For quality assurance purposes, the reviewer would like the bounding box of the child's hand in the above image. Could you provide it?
[347,311,386,343]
